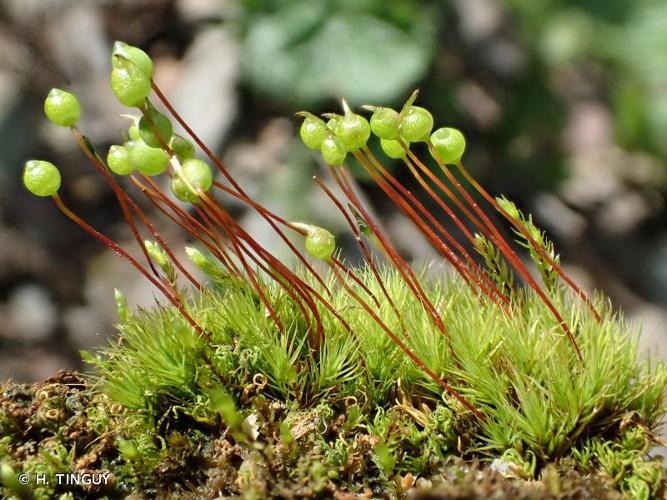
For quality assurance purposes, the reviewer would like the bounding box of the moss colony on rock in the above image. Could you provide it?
[1,42,666,499]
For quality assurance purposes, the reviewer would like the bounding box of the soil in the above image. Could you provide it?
[0,370,635,499]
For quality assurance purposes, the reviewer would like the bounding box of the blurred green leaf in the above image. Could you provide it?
[602,4,667,153]
[241,0,436,106]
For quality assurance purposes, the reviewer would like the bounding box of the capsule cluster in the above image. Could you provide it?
[297,103,371,167]
[23,42,213,205]
[298,91,467,166]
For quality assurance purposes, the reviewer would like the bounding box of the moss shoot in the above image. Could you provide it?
[1,266,666,498]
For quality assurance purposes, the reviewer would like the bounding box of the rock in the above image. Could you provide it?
[5,284,57,342]
[169,26,239,153]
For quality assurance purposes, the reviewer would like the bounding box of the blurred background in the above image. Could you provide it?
[1,0,666,382]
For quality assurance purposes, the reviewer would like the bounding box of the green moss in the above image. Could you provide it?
[42,258,657,496]
[2,255,665,498]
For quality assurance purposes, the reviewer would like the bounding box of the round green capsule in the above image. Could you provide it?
[430,127,466,164]
[326,115,342,134]
[169,134,195,162]
[305,226,336,262]
[380,139,408,160]
[398,106,434,142]
[107,144,134,175]
[369,107,400,140]
[337,112,371,151]
[111,65,151,108]
[299,113,329,150]
[44,88,81,127]
[320,136,347,166]
[138,107,173,148]
[171,158,213,203]
[128,139,169,176]
[23,160,61,197]
[111,41,154,79]
[292,223,336,261]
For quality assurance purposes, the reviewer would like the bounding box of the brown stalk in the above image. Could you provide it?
[213,181,332,296]
[377,147,514,308]
[130,175,242,278]
[331,165,447,337]
[197,194,286,335]
[70,127,202,291]
[328,264,485,421]
[52,194,209,341]
[151,81,331,295]
[137,175,327,348]
[421,144,583,362]
[313,176,408,332]
[453,160,601,323]
[359,147,511,312]
[330,257,381,308]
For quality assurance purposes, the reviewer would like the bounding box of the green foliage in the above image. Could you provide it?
[508,0,667,157]
[85,306,206,416]
[2,280,665,497]
[185,246,236,285]
[144,240,177,284]
[86,263,666,472]
[573,433,665,498]
[496,196,560,291]
[473,232,516,298]
[241,0,436,105]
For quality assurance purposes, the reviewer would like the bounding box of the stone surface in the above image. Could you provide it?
[5,284,57,342]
